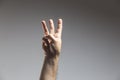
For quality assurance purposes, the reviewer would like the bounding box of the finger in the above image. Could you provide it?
[42,41,49,55]
[42,37,50,47]
[49,19,55,34]
[42,41,47,49]
[41,20,49,36]
[56,19,63,37]
[45,34,56,42]
[42,37,50,54]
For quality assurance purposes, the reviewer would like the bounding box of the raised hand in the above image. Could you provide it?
[41,19,63,57]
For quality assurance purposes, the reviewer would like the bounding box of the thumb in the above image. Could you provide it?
[46,34,56,42]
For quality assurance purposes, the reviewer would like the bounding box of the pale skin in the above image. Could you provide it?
[40,19,63,80]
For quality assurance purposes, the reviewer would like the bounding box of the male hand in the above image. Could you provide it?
[41,19,63,58]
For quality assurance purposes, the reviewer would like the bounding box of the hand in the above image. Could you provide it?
[41,19,63,57]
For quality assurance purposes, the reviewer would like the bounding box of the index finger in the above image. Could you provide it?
[41,20,49,36]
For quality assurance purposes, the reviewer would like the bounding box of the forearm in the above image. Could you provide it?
[40,54,59,80]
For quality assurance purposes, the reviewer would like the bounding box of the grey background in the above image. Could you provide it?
[0,0,120,80]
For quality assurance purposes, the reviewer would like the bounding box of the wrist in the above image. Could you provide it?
[44,51,60,58]
[44,54,59,65]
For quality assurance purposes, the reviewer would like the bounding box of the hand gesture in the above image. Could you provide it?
[41,19,63,57]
